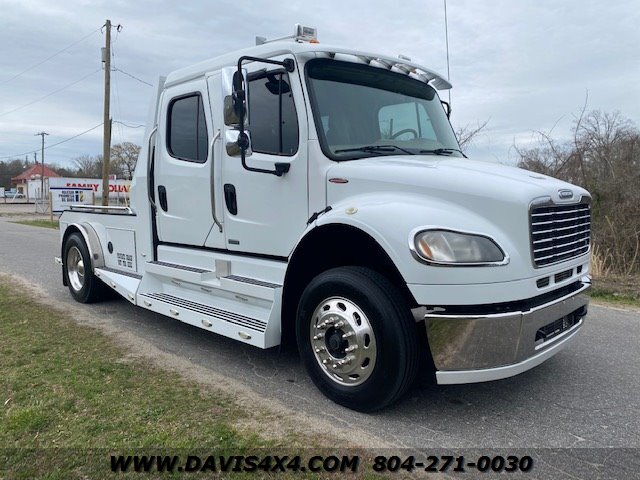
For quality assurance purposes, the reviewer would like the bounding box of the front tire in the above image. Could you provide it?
[63,232,105,303]
[296,267,419,412]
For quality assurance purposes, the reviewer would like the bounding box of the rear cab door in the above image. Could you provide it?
[155,79,219,247]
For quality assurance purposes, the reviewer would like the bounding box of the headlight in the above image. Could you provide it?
[412,229,507,265]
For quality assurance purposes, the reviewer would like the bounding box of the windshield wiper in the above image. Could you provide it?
[419,148,467,157]
[334,145,415,155]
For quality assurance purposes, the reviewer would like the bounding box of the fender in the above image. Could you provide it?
[61,222,105,271]
[309,192,522,286]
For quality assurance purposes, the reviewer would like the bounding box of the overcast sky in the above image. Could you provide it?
[1,0,638,169]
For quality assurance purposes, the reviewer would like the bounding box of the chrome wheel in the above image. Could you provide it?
[309,296,377,386]
[66,245,85,292]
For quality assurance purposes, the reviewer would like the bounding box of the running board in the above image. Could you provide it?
[95,267,141,304]
[138,292,277,348]
[145,260,217,283]
[144,260,281,302]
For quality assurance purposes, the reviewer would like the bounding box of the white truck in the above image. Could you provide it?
[57,26,592,411]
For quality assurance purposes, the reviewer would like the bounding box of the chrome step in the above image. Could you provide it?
[137,291,278,348]
[148,260,212,274]
[140,292,267,332]
[226,275,281,289]
[145,260,217,283]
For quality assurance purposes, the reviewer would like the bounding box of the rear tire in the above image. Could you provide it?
[63,232,106,303]
[296,267,419,412]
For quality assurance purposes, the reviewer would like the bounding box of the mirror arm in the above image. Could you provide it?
[441,100,451,119]
[235,56,295,177]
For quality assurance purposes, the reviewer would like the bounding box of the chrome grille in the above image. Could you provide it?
[530,202,591,267]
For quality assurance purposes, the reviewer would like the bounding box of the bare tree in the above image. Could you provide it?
[455,119,489,151]
[110,142,141,180]
[72,154,102,177]
[516,109,640,275]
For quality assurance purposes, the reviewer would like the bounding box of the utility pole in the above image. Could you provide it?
[34,132,48,201]
[102,19,112,206]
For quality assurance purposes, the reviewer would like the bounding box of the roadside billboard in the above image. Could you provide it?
[49,177,131,201]
[50,187,94,213]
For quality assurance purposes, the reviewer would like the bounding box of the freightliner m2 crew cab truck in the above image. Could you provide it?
[57,26,592,411]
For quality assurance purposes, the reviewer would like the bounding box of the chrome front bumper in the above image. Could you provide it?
[425,279,590,385]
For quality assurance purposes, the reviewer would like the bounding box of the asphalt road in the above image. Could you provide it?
[1,217,639,454]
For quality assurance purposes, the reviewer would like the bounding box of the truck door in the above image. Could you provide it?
[219,63,309,257]
[155,78,224,248]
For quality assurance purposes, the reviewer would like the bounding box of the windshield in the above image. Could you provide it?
[305,59,462,161]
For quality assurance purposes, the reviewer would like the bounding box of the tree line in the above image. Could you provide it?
[516,110,640,276]
[0,142,141,188]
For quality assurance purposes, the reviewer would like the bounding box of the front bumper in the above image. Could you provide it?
[424,278,590,384]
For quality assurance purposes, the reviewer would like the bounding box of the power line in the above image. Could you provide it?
[0,123,103,160]
[0,27,101,86]
[113,120,145,128]
[46,123,103,149]
[0,69,101,118]
[112,67,153,87]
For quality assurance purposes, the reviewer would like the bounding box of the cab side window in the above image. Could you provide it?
[248,71,299,155]
[167,94,208,162]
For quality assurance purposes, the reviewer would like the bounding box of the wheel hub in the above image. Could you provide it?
[67,246,85,292]
[310,297,377,386]
[325,327,347,358]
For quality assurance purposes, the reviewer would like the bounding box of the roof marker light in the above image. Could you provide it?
[295,24,318,42]
[255,24,318,45]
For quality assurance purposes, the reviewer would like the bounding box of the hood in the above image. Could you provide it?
[325,156,589,208]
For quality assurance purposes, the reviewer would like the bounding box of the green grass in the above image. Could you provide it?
[589,287,640,308]
[11,219,59,229]
[589,274,640,309]
[0,280,357,479]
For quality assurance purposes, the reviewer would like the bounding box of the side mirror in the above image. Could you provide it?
[225,130,252,157]
[441,100,451,119]
[222,67,249,127]
[227,54,294,177]
[223,95,240,126]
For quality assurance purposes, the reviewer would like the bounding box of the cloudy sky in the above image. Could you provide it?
[1,0,638,169]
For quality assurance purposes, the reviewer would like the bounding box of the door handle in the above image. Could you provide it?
[158,185,168,212]
[147,126,158,210]
[223,184,237,215]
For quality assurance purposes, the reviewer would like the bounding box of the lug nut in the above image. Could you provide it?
[340,355,356,366]
[313,333,325,340]
[345,345,358,352]
[318,318,335,329]
[334,321,345,328]
[315,347,326,353]
[333,355,355,368]
[342,332,354,339]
